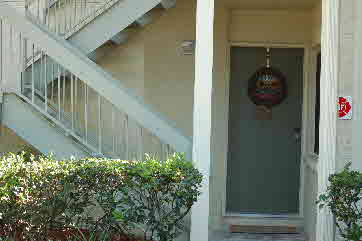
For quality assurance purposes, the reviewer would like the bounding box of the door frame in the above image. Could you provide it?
[222,41,315,219]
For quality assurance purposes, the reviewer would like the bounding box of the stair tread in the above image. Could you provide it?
[230,225,300,234]
[217,233,305,241]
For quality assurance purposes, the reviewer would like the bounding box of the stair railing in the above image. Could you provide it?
[25,0,121,38]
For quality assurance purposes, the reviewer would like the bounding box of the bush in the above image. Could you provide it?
[0,152,202,241]
[318,163,362,241]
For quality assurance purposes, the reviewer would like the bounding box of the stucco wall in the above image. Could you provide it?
[336,0,354,170]
[229,10,313,44]
[311,2,322,46]
[0,126,38,155]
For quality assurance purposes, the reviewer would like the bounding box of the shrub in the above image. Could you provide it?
[0,152,202,241]
[112,154,202,241]
[318,163,362,241]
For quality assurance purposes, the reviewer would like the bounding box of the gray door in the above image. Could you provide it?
[226,47,304,215]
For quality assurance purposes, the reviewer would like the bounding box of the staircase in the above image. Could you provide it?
[0,1,191,160]
[22,0,175,101]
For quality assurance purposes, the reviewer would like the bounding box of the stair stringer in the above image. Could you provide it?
[67,0,163,54]
[3,94,89,159]
[1,4,192,158]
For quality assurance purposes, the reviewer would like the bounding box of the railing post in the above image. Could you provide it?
[190,0,214,240]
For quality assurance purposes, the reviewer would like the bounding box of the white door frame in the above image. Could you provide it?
[222,41,315,220]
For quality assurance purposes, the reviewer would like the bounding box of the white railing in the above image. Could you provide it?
[0,18,176,160]
[25,0,120,38]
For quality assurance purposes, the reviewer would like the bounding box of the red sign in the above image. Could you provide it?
[338,96,352,120]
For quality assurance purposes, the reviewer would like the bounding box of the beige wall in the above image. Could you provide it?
[311,1,322,46]
[143,1,196,137]
[0,126,38,155]
[336,0,355,170]
[229,10,313,44]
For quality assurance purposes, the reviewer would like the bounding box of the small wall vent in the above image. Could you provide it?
[181,40,195,55]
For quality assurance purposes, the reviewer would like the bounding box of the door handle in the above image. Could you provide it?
[293,128,301,143]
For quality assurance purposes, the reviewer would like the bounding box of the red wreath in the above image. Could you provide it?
[248,66,287,108]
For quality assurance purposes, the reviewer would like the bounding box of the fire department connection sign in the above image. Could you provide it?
[338,96,352,120]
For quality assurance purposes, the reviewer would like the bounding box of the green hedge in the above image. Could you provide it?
[0,152,202,241]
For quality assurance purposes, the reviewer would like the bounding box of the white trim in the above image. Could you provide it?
[190,0,214,240]
[222,41,311,221]
[316,0,339,240]
[221,46,231,218]
[230,41,306,48]
[231,9,312,17]
[304,153,319,174]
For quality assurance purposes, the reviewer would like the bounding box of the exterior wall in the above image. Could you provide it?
[229,10,313,44]
[336,0,354,170]
[311,2,322,46]
[0,126,38,154]
[143,0,196,138]
[97,33,145,99]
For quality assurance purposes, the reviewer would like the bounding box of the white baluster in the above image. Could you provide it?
[98,95,102,154]
[64,0,67,33]
[125,114,129,160]
[55,1,59,34]
[31,43,35,103]
[39,50,42,94]
[139,126,143,160]
[71,73,74,131]
[74,0,77,29]
[57,64,61,120]
[51,62,54,101]
[62,69,65,115]
[44,52,47,113]
[37,0,40,19]
[84,0,87,18]
[74,76,78,134]
[84,83,88,143]
[112,106,115,154]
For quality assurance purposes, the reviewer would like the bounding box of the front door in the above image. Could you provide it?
[226,47,304,215]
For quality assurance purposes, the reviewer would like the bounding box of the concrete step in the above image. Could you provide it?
[214,233,305,241]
